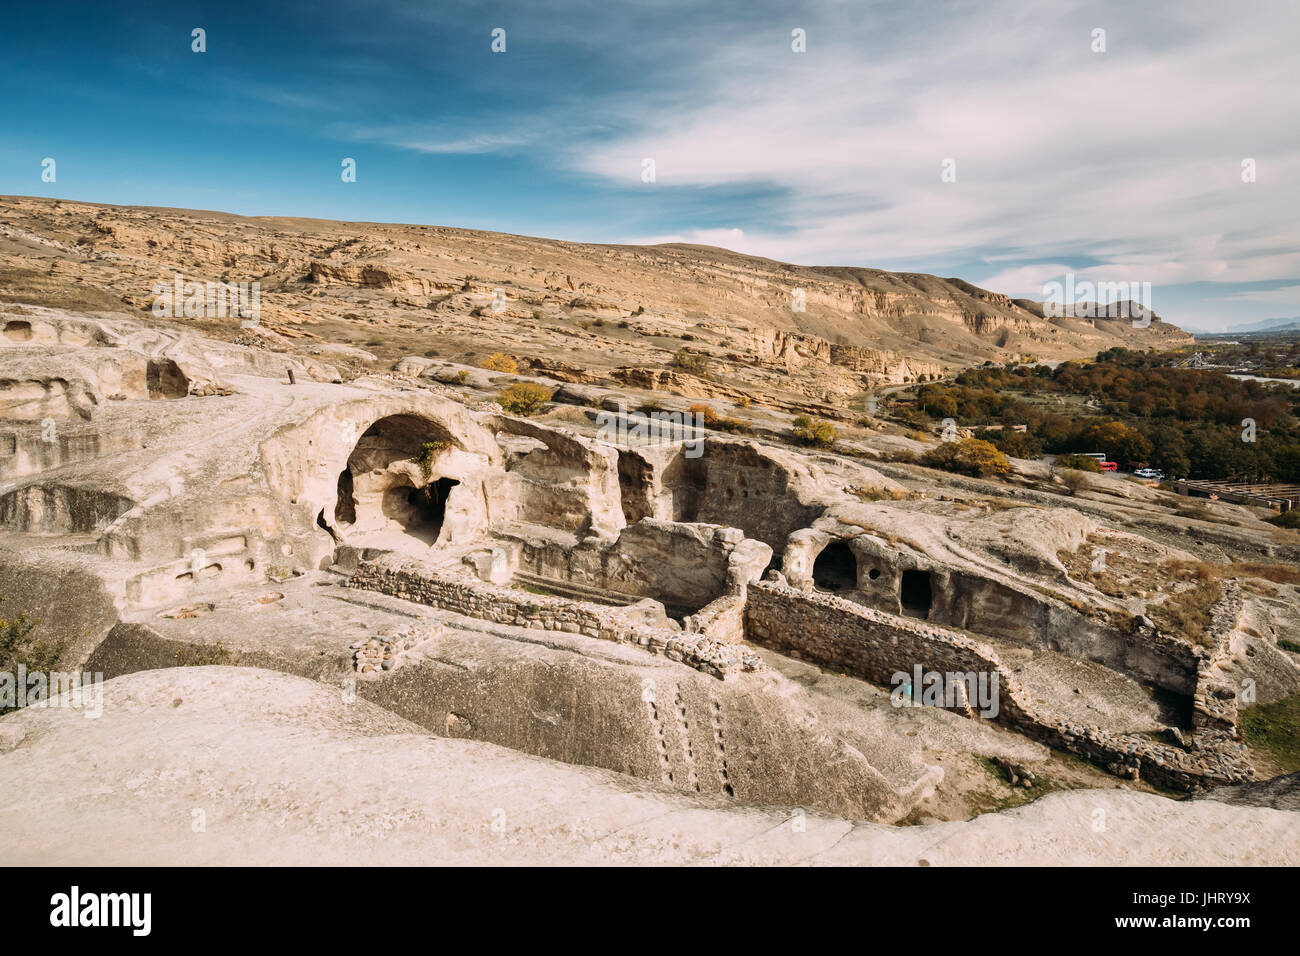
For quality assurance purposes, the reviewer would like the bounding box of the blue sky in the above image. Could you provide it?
[1,0,1297,330]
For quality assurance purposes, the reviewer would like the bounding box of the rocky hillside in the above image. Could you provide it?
[0,195,1192,410]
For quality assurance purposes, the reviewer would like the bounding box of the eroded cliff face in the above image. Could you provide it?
[0,195,1192,410]
[1,299,1296,841]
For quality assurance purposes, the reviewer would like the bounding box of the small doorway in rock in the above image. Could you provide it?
[812,540,857,591]
[763,552,783,580]
[405,477,459,543]
[900,569,933,619]
[334,468,356,525]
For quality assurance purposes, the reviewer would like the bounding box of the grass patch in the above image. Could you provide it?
[1172,505,1236,525]
[966,756,1065,814]
[1,598,62,716]
[0,265,128,314]
[1147,578,1223,647]
[791,415,838,449]
[1240,694,1300,772]
[515,583,560,598]
[175,641,233,667]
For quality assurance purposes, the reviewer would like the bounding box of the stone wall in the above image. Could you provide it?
[348,553,762,679]
[351,621,441,673]
[684,594,746,645]
[785,527,1202,695]
[743,580,1254,791]
[509,519,770,616]
[1192,583,1246,735]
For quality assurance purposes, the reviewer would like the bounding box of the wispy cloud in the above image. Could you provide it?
[3,0,1295,326]
[535,0,1300,316]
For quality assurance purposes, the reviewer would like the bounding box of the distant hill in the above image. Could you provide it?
[1197,316,1300,336]
[0,194,1195,411]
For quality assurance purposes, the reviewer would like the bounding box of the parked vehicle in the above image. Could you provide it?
[1133,467,1165,479]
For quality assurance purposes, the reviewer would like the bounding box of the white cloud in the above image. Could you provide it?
[1220,284,1300,305]
[562,0,1300,293]
[625,227,758,251]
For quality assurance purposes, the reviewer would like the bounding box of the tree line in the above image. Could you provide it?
[894,348,1300,482]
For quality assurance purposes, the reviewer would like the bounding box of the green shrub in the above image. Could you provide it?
[480,352,518,373]
[977,427,1042,459]
[416,440,451,481]
[1057,468,1091,496]
[689,403,751,434]
[1268,510,1300,530]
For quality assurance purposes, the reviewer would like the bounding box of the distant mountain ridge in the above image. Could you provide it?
[0,195,1194,412]
[1202,316,1300,335]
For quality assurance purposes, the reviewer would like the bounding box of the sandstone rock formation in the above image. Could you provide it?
[1,667,1294,866]
[0,208,1293,865]
[0,196,1193,419]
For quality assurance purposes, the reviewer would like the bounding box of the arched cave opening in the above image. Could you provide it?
[900,569,933,619]
[763,552,783,579]
[329,414,464,551]
[3,320,33,342]
[617,449,653,525]
[373,476,459,546]
[812,540,857,592]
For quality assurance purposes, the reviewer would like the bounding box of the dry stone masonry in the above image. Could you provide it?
[348,554,763,679]
[351,622,441,673]
[744,579,1255,790]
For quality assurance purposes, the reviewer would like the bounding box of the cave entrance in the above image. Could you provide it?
[407,477,458,541]
[900,569,933,619]
[146,359,189,399]
[3,320,33,342]
[617,450,654,524]
[326,414,463,551]
[813,540,857,592]
[377,477,459,546]
[334,468,356,525]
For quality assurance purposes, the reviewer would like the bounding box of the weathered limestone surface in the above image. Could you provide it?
[782,502,1207,695]
[0,668,1291,866]
[744,581,1255,790]
[348,553,762,679]
[86,598,927,823]
[1,302,1295,855]
[508,518,771,615]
